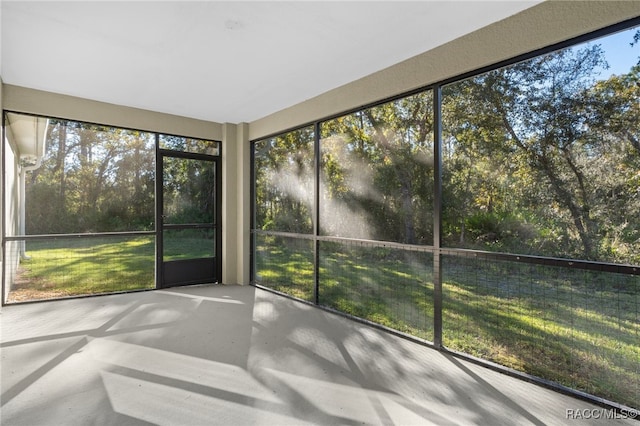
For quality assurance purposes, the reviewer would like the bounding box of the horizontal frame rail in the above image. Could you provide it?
[440,247,640,276]
[252,229,640,276]
[252,229,437,253]
[5,231,155,241]
[162,223,215,229]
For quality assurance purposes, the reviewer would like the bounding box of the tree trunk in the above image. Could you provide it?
[541,158,594,259]
[58,122,67,199]
[399,174,415,244]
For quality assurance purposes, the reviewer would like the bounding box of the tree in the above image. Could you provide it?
[254,127,315,234]
[442,42,640,263]
[25,120,156,233]
[320,92,434,244]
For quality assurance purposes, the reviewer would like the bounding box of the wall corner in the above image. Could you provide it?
[221,122,250,286]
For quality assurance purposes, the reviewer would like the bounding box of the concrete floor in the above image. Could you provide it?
[0,285,635,425]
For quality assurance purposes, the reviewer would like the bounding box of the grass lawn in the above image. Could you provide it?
[442,257,639,409]
[254,235,640,409]
[8,236,156,302]
[7,233,215,303]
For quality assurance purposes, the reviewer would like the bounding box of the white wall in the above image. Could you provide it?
[1,77,3,300]
[221,123,238,284]
[2,118,21,301]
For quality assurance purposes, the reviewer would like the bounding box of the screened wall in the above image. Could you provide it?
[2,113,221,303]
[252,23,640,410]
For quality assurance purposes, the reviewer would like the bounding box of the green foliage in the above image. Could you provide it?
[441,39,640,264]
[25,120,156,234]
[318,92,435,244]
[465,212,500,238]
[254,29,640,263]
[162,156,216,226]
[254,127,315,234]
[22,121,220,235]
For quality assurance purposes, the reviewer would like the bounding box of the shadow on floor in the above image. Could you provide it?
[1,285,633,425]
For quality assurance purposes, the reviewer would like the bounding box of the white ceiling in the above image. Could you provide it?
[1,1,541,123]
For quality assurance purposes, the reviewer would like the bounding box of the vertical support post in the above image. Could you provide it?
[216,147,224,284]
[236,123,250,285]
[313,121,321,305]
[154,134,163,288]
[433,86,443,348]
[1,109,5,305]
[221,123,237,285]
[249,131,256,285]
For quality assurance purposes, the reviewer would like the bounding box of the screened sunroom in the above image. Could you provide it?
[1,1,639,424]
